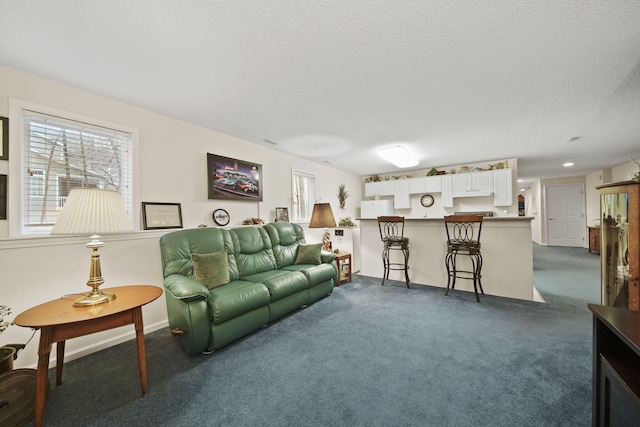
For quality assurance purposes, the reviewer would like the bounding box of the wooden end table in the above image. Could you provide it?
[335,251,352,286]
[14,285,162,427]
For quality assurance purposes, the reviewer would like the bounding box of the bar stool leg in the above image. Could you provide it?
[381,246,388,286]
[403,246,410,288]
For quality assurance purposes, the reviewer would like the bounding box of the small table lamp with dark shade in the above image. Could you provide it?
[51,188,134,307]
[309,202,337,251]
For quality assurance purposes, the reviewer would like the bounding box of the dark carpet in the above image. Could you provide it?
[28,244,601,426]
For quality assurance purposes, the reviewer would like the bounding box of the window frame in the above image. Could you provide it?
[291,168,316,224]
[8,98,140,237]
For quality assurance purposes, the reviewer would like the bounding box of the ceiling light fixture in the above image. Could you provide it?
[563,162,574,167]
[377,145,418,168]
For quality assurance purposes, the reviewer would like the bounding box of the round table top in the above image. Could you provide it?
[14,285,163,328]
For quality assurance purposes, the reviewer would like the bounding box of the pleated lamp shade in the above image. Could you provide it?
[51,188,133,235]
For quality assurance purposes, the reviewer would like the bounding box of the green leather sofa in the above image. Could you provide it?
[159,222,338,355]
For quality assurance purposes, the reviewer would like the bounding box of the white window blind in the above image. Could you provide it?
[291,170,316,222]
[21,110,133,233]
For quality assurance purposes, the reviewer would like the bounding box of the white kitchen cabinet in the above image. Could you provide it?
[493,168,513,206]
[408,176,442,195]
[452,171,494,197]
[379,180,395,196]
[424,176,442,193]
[394,179,411,209]
[364,182,380,197]
[360,199,394,218]
[441,175,453,208]
[408,177,425,194]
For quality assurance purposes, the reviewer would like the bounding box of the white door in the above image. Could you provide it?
[546,184,585,247]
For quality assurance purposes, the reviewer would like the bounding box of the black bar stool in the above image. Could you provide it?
[377,216,410,288]
[444,215,484,301]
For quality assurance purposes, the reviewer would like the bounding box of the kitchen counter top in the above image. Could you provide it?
[358,216,533,221]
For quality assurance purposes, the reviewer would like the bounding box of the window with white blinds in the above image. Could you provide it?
[21,110,134,234]
[291,170,316,222]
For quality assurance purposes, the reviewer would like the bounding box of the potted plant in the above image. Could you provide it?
[0,304,24,374]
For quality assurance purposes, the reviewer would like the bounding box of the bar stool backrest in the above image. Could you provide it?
[444,215,483,250]
[378,216,406,243]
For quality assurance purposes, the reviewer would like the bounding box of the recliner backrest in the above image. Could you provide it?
[264,222,306,268]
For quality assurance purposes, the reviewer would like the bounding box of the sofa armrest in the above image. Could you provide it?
[164,274,209,302]
[321,250,336,264]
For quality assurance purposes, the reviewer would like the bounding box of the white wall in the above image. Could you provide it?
[0,65,362,368]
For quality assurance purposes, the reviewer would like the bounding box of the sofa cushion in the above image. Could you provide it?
[294,243,322,265]
[191,251,230,289]
[243,270,309,301]
[282,263,336,287]
[208,280,271,324]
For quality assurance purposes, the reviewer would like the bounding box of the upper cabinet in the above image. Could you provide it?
[363,168,513,209]
[451,171,494,197]
[493,169,513,206]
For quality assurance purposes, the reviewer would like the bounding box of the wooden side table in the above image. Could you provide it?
[335,251,352,286]
[14,285,162,427]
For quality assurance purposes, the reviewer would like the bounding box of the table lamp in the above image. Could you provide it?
[51,188,134,306]
[309,203,337,251]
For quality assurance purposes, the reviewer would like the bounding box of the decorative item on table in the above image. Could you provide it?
[338,217,357,227]
[309,203,337,252]
[242,217,264,225]
[337,184,350,210]
[51,188,134,307]
[275,207,289,222]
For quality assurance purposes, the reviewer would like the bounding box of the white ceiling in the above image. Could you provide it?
[2,1,640,188]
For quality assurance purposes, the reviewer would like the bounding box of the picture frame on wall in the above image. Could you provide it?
[0,116,8,160]
[275,207,289,222]
[0,174,6,220]
[142,202,183,230]
[207,153,263,201]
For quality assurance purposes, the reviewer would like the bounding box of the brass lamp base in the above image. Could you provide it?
[72,235,116,307]
[73,290,116,307]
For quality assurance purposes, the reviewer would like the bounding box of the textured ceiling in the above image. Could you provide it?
[2,1,640,187]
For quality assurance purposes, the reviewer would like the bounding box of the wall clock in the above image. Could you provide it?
[421,194,434,207]
[213,209,230,226]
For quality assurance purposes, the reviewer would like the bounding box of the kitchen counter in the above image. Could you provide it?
[358,216,535,301]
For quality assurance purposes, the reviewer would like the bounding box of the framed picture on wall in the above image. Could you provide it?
[207,153,263,201]
[0,174,6,219]
[142,202,183,230]
[0,116,8,160]
[275,207,289,222]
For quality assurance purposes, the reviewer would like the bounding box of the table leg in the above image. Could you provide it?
[133,307,149,397]
[56,340,66,386]
[35,327,53,427]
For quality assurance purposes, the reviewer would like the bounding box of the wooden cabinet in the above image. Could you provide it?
[588,226,601,254]
[596,181,640,311]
